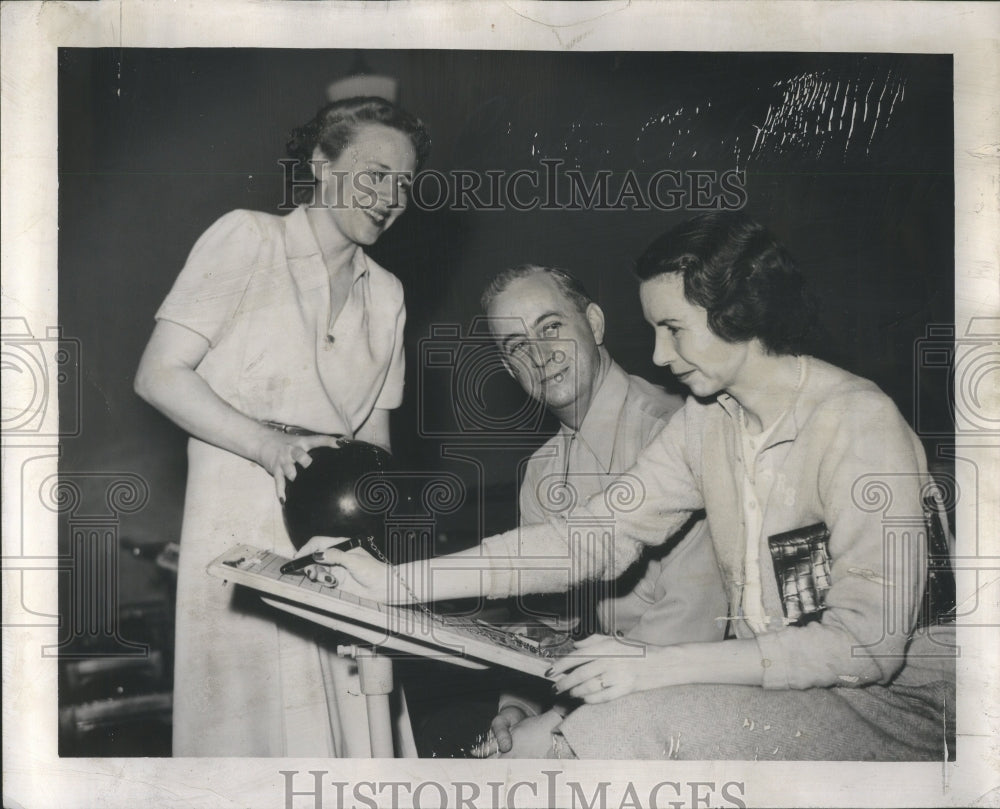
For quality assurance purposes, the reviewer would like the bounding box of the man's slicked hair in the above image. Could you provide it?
[481,264,594,315]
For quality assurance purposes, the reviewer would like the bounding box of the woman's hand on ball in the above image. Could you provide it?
[254,432,343,502]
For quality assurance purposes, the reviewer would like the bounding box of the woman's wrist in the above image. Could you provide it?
[248,423,279,470]
[371,543,526,607]
[477,539,514,599]
[638,644,681,691]
[650,640,766,689]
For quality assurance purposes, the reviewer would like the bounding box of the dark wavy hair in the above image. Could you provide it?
[480,264,594,316]
[634,212,818,356]
[285,97,431,205]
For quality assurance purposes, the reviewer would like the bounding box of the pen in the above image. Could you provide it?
[279,537,361,575]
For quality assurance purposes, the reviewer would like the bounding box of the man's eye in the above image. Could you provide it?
[370,171,386,183]
[508,342,528,357]
[541,322,561,337]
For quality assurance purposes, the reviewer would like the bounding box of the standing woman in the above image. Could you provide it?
[314,211,954,760]
[135,97,430,756]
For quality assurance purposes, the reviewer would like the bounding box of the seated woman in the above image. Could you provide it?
[302,211,955,760]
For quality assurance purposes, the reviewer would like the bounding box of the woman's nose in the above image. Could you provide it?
[375,176,406,209]
[652,334,677,367]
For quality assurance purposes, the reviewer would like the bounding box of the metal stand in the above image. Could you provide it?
[338,645,397,758]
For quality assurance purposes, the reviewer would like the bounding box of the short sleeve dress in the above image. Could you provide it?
[157,206,406,756]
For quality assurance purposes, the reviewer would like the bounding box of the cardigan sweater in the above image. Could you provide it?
[483,357,949,691]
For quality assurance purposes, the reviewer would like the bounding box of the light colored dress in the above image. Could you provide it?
[157,205,405,756]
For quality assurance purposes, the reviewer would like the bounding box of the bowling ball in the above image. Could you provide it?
[282,440,395,555]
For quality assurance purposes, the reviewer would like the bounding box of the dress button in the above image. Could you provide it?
[326,334,335,344]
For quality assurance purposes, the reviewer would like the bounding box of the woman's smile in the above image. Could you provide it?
[313,123,417,247]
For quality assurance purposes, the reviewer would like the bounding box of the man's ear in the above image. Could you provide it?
[586,303,606,345]
[490,335,515,378]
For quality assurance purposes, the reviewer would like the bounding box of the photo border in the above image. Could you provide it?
[3,2,997,807]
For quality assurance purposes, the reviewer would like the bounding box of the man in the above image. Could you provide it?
[475,264,727,755]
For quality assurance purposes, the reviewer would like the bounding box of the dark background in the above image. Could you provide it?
[56,48,953,754]
[58,48,954,547]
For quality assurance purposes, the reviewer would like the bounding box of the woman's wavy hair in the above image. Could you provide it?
[634,212,819,356]
[285,97,431,205]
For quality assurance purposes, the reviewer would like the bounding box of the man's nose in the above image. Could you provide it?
[535,342,567,368]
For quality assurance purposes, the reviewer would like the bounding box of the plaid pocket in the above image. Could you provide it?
[768,522,832,625]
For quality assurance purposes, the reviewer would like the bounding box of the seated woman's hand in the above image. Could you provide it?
[470,705,528,757]
[498,708,564,759]
[291,536,353,587]
[548,634,668,704]
[296,541,392,601]
[254,430,344,502]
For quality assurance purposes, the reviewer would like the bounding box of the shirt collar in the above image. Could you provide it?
[717,391,742,419]
[561,358,631,473]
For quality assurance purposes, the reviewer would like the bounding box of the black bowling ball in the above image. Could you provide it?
[282,440,395,556]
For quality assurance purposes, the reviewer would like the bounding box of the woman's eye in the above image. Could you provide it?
[370,171,386,183]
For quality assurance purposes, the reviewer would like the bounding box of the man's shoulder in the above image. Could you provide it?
[624,372,685,425]
[523,432,564,472]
